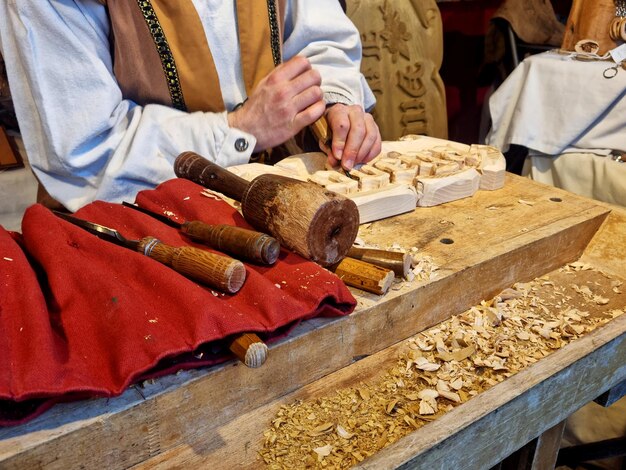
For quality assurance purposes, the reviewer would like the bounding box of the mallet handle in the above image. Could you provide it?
[174,151,249,201]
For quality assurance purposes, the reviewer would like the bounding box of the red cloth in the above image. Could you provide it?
[0,179,355,426]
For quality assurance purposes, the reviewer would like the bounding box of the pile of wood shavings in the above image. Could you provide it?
[403,247,439,284]
[259,263,624,469]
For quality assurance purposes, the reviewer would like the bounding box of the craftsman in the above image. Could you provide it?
[0,0,381,212]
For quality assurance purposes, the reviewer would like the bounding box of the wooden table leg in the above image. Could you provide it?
[495,420,567,470]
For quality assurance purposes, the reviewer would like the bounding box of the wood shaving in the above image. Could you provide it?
[200,189,224,200]
[260,263,625,468]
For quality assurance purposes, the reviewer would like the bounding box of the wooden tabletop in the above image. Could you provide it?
[1,173,625,469]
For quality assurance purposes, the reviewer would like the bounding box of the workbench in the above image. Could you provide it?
[1,173,625,469]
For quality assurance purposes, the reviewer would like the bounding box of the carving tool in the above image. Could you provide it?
[310,116,351,178]
[310,115,332,149]
[229,333,268,368]
[347,246,412,278]
[174,152,359,267]
[53,211,246,294]
[331,257,394,295]
[122,202,280,265]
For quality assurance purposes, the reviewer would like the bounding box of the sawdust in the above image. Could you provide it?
[259,263,625,469]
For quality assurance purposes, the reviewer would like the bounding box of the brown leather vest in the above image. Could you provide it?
[101,0,285,112]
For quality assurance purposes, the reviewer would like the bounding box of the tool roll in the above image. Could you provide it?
[0,178,356,426]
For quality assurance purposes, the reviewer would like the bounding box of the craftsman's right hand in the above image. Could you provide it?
[227,56,326,152]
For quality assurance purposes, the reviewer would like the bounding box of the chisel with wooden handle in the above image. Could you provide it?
[53,211,247,294]
[229,333,268,368]
[310,115,332,149]
[122,202,280,265]
[347,246,412,277]
[331,257,395,295]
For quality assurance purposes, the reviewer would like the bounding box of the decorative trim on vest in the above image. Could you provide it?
[136,0,186,110]
[108,1,283,112]
[267,0,282,66]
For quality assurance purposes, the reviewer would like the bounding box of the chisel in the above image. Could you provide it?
[53,211,246,294]
[122,202,280,265]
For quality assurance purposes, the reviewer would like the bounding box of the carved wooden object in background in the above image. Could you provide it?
[561,0,617,55]
[347,0,447,140]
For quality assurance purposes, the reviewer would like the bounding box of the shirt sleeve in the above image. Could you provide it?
[0,0,256,212]
[282,0,376,112]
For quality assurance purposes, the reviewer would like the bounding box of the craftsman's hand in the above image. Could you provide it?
[227,56,326,152]
[321,104,382,171]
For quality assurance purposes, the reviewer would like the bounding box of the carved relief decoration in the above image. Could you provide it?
[347,0,447,140]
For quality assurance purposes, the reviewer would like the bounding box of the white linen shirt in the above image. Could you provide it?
[0,0,375,211]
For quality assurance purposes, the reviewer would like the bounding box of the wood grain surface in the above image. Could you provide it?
[0,174,616,469]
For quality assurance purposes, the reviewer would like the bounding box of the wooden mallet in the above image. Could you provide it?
[174,151,360,267]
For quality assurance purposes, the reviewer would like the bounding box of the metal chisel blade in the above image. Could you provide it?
[53,211,138,250]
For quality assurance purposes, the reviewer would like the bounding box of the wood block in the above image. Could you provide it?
[349,165,390,191]
[308,170,359,195]
[273,152,327,178]
[415,168,481,207]
[231,154,418,224]
[433,161,461,176]
[351,183,418,224]
[479,146,506,191]
[373,157,417,184]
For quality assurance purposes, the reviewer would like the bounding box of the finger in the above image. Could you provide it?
[365,128,382,162]
[292,100,326,133]
[292,84,324,115]
[326,153,340,168]
[356,116,382,164]
[328,109,351,162]
[340,109,366,170]
[289,68,322,97]
[268,55,312,83]
[319,139,331,156]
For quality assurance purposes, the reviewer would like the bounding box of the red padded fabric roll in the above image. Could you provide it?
[0,179,356,426]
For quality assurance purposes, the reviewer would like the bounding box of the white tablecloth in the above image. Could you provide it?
[525,151,626,207]
[486,51,626,207]
[487,50,626,156]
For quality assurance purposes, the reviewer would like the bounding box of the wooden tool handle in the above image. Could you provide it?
[332,257,394,295]
[229,333,268,368]
[182,221,280,265]
[137,237,246,294]
[174,151,249,201]
[347,246,412,278]
[310,115,332,148]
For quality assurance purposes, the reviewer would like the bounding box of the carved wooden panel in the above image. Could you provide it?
[347,0,447,140]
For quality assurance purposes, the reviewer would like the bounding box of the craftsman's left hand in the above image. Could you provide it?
[321,104,382,171]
